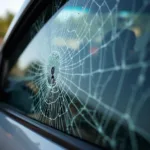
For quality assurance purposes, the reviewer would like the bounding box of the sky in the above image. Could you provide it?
[0,0,25,17]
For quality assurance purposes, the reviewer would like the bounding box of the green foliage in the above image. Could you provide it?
[0,11,14,38]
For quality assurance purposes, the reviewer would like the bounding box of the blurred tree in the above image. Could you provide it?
[0,11,14,38]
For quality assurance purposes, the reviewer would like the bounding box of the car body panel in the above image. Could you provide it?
[0,111,64,150]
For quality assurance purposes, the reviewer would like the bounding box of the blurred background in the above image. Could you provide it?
[0,0,25,47]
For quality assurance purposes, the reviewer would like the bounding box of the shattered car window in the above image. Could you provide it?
[6,0,150,149]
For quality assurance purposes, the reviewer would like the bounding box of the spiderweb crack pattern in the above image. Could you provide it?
[25,0,150,149]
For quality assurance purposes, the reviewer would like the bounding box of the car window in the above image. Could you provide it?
[4,0,150,149]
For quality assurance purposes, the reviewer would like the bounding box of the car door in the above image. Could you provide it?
[0,0,150,150]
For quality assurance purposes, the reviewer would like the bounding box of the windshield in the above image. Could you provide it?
[6,0,150,150]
